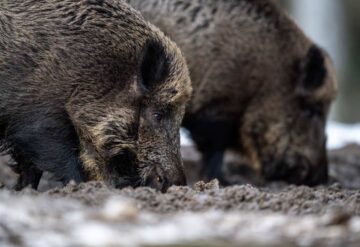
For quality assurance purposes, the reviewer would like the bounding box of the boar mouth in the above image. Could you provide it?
[261,152,328,185]
[137,161,187,192]
[110,176,141,189]
[137,164,169,192]
[106,150,141,188]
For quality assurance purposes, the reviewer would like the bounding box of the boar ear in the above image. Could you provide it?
[297,45,326,93]
[139,40,170,90]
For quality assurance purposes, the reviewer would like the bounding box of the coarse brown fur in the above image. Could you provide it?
[0,0,192,191]
[126,0,338,185]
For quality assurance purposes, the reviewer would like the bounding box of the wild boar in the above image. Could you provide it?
[0,0,192,191]
[126,0,338,185]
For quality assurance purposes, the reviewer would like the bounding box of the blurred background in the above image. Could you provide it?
[183,0,360,149]
[281,0,360,123]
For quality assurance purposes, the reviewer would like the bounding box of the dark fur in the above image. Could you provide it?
[0,0,192,191]
[127,0,338,185]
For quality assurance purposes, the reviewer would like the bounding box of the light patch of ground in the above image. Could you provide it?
[0,145,360,247]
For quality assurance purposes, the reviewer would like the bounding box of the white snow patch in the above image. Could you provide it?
[181,122,360,150]
[0,192,360,247]
[326,121,360,149]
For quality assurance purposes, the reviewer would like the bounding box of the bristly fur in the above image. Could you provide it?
[127,0,338,185]
[0,0,191,191]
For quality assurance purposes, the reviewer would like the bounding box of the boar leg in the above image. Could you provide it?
[8,115,84,187]
[202,151,225,182]
[184,115,238,183]
[14,164,42,190]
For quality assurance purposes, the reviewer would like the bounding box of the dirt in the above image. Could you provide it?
[1,145,360,247]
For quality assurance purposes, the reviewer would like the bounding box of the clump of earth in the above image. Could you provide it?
[1,145,360,247]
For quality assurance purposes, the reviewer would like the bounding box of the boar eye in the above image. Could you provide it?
[153,112,163,122]
[299,100,324,119]
[303,105,323,119]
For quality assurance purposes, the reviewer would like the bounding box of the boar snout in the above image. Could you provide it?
[144,162,187,192]
[262,153,328,186]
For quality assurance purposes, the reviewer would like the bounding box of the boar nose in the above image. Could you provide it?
[262,154,328,185]
[145,167,187,193]
[145,174,168,192]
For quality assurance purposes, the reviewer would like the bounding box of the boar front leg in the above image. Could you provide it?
[183,115,238,183]
[13,163,42,190]
[8,114,84,189]
[201,150,225,182]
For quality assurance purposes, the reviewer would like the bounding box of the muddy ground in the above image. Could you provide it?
[0,145,360,247]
